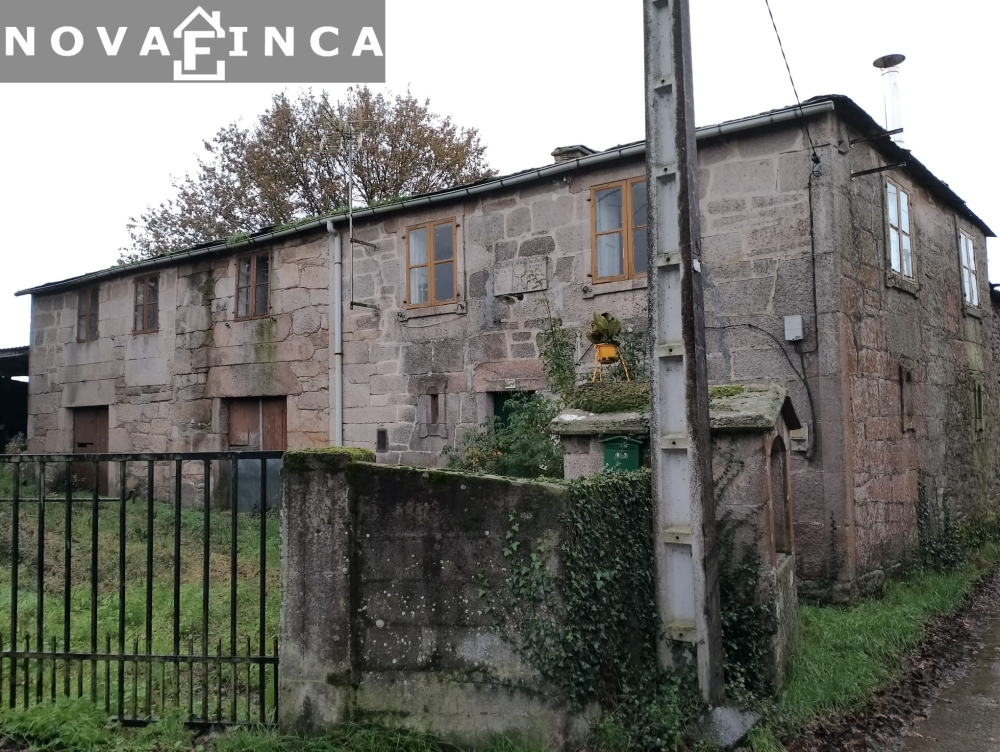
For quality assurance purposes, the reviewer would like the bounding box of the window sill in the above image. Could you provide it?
[963,305,984,319]
[582,277,648,299]
[397,302,466,321]
[885,273,919,297]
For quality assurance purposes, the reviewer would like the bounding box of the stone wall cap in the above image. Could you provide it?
[709,384,801,434]
[548,408,649,436]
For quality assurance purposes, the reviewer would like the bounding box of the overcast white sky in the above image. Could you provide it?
[1,0,996,348]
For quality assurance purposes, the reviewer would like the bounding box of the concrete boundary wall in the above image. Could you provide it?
[279,451,581,745]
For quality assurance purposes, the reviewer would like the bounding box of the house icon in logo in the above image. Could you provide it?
[173,7,227,81]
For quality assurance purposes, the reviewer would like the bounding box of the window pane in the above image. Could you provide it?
[633,227,649,275]
[887,184,898,228]
[148,299,158,331]
[148,277,158,303]
[434,261,454,303]
[409,228,428,266]
[901,234,912,278]
[963,267,972,303]
[972,273,979,306]
[90,287,100,311]
[899,191,909,233]
[596,188,623,232]
[255,283,269,317]
[255,255,269,287]
[410,266,428,304]
[237,287,250,318]
[78,315,88,340]
[89,312,98,340]
[135,281,144,306]
[134,308,143,333]
[238,258,251,289]
[889,229,901,273]
[434,224,453,261]
[631,181,647,229]
[596,232,624,279]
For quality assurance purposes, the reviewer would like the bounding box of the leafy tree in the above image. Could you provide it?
[122,87,495,261]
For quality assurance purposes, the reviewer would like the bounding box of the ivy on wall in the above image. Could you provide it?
[481,470,703,750]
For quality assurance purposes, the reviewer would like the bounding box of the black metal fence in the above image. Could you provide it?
[0,452,282,727]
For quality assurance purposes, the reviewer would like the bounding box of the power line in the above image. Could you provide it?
[763,0,819,165]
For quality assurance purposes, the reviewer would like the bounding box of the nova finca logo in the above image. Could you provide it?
[0,1,386,84]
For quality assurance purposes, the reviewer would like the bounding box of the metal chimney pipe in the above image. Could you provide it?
[873,54,906,146]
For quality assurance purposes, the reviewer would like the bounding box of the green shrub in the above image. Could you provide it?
[444,393,562,479]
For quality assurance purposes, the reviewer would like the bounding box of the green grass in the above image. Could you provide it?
[751,544,1000,750]
[0,696,547,752]
[0,465,281,722]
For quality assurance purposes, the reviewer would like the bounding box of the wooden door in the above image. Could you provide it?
[73,406,109,495]
[229,397,286,512]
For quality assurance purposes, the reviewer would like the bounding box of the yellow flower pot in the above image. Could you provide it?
[596,343,619,365]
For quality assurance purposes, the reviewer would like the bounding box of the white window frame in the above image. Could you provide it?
[886,181,913,279]
[959,231,979,307]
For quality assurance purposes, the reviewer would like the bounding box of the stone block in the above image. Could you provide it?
[710,159,775,196]
[530,195,575,232]
[506,207,531,237]
[518,236,555,258]
[470,333,508,364]
[466,213,504,245]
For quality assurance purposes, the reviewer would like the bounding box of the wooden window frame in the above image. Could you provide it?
[405,219,458,309]
[235,252,271,321]
[886,180,914,280]
[959,230,980,308]
[591,176,647,284]
[77,286,100,343]
[133,275,159,334]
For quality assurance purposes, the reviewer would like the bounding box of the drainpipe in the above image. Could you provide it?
[328,221,344,446]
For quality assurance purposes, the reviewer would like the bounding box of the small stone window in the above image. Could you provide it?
[959,231,979,308]
[236,252,270,320]
[376,428,389,453]
[133,275,159,334]
[77,286,99,343]
[886,181,913,279]
[406,220,457,307]
[899,365,915,433]
[592,177,647,283]
[416,377,448,438]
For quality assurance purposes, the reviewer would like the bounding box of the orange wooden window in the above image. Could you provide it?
[406,220,457,307]
[592,177,647,283]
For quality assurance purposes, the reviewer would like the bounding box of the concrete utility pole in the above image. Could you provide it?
[643,0,724,703]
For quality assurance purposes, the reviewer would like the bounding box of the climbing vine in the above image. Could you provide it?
[480,470,702,750]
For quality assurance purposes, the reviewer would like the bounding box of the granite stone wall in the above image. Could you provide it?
[279,450,578,744]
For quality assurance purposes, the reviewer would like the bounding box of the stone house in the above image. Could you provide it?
[16,94,997,597]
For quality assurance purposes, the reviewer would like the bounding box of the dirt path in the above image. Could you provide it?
[790,564,1000,751]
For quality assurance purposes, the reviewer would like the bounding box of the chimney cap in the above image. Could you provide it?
[873,54,906,69]
[551,145,597,163]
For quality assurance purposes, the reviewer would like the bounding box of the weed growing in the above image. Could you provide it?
[750,542,1000,750]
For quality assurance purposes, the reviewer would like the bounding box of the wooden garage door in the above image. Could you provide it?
[228,398,287,451]
[229,398,286,512]
[73,406,109,495]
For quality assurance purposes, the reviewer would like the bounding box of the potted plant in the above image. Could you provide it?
[588,312,623,364]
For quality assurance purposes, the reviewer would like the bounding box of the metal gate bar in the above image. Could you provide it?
[0,452,281,726]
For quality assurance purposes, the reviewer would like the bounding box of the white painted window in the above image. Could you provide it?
[960,231,979,307]
[887,182,913,278]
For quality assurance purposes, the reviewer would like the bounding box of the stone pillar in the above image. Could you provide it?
[279,451,355,732]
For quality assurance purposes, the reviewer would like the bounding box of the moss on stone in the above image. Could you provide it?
[283,446,376,474]
[569,381,651,414]
[710,385,746,399]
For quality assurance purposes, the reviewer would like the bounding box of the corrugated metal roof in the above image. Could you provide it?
[16,95,992,297]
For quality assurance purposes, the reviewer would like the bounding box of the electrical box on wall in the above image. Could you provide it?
[784,315,804,342]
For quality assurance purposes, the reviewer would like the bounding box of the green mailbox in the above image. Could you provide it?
[601,436,645,471]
